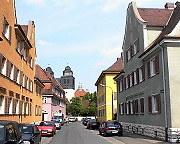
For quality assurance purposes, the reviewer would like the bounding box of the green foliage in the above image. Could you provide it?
[66,92,97,116]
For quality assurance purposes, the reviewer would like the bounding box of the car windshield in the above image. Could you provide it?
[39,122,54,126]
[19,125,33,134]
[0,125,5,140]
[106,121,119,127]
[53,120,60,123]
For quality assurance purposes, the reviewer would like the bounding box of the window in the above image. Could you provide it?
[134,99,138,114]
[130,74,133,87]
[1,57,7,76]
[133,38,139,55]
[140,98,144,114]
[0,96,5,114]
[130,101,134,114]
[148,94,161,114]
[2,17,11,41]
[120,79,123,92]
[147,55,159,78]
[43,97,47,104]
[134,71,137,85]
[125,77,128,89]
[120,103,124,115]
[139,65,145,83]
[17,70,20,84]
[10,65,14,80]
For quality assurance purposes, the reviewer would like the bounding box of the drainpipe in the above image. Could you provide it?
[159,44,168,142]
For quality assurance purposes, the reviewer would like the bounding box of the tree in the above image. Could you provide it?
[66,97,82,116]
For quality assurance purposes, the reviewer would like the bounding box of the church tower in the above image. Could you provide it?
[56,66,75,102]
[59,66,75,89]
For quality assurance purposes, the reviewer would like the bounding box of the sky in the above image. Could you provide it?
[15,0,177,92]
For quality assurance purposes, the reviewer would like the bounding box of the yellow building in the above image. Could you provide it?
[95,58,123,123]
[0,0,43,123]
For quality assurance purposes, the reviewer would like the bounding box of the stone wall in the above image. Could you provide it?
[121,122,180,143]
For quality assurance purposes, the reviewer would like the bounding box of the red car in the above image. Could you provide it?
[38,121,56,136]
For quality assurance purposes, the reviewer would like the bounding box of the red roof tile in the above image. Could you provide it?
[104,58,124,72]
[74,89,87,98]
[138,8,173,26]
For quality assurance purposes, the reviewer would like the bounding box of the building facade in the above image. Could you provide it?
[36,65,66,121]
[95,58,123,123]
[0,0,42,123]
[56,66,75,102]
[115,2,180,142]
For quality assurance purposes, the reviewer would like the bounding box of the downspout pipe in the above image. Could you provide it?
[158,44,168,142]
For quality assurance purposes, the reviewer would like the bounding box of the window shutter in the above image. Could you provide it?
[147,61,151,78]
[124,78,126,90]
[140,98,144,114]
[155,55,159,74]
[131,72,134,86]
[119,104,121,114]
[125,102,127,114]
[133,100,135,114]
[127,75,130,88]
[128,101,131,114]
[130,45,133,57]
[157,94,161,113]
[136,68,139,84]
[126,51,128,62]
[142,64,145,81]
[148,96,152,113]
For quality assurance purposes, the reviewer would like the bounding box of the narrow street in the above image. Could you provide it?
[41,122,170,144]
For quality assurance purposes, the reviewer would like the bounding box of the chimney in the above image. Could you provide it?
[165,3,174,9]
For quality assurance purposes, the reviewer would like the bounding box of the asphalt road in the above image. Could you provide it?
[41,122,170,144]
[48,122,111,144]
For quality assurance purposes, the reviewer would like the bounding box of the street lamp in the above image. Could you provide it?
[99,84,114,120]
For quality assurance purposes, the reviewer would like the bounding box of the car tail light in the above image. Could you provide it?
[105,127,110,130]
[89,123,92,125]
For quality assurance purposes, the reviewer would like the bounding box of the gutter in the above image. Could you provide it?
[159,44,168,142]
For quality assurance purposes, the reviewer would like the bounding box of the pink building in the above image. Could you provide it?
[36,65,66,121]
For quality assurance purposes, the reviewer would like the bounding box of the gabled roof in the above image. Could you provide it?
[139,2,180,58]
[95,58,124,86]
[138,8,173,26]
[35,65,51,82]
[105,58,124,72]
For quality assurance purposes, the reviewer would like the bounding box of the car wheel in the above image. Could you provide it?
[104,132,108,137]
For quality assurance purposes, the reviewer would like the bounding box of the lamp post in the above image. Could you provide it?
[99,84,114,120]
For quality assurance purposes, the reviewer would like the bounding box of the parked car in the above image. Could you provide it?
[87,119,100,130]
[0,120,24,144]
[69,117,76,122]
[19,124,41,144]
[52,119,61,130]
[99,121,123,137]
[82,118,91,126]
[37,121,56,136]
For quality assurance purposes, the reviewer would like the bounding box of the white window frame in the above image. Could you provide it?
[0,96,5,114]
[152,94,158,113]
[43,97,47,104]
[120,103,124,114]
[139,67,143,82]
[134,71,137,85]
[150,57,156,77]
[2,59,7,76]
[126,77,128,89]
[130,74,133,87]
[17,70,20,84]
[126,102,129,115]
[130,101,133,114]
[120,80,123,92]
